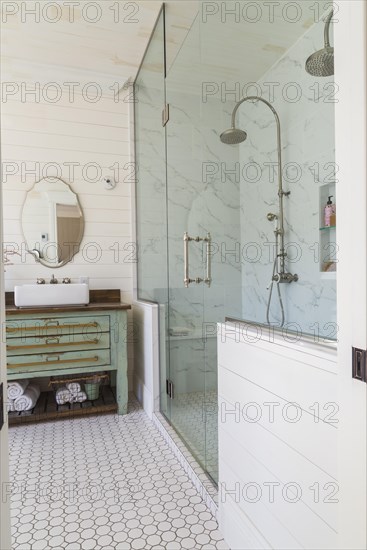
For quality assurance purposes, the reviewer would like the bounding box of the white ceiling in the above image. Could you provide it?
[1,1,163,86]
[1,1,328,91]
[164,0,328,93]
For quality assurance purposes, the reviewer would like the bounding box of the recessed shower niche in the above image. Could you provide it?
[319,182,337,277]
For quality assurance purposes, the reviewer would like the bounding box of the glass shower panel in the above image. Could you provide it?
[165,16,209,472]
[134,8,169,415]
[134,1,337,487]
[198,19,243,482]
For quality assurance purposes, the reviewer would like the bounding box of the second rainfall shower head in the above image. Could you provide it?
[305,10,334,77]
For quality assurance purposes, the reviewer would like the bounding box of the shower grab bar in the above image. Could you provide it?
[183,232,212,288]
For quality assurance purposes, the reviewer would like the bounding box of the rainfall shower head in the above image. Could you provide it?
[220,127,247,145]
[305,10,334,77]
[305,47,334,77]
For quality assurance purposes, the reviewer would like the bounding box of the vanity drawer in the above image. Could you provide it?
[7,348,111,375]
[5,315,110,339]
[6,332,110,356]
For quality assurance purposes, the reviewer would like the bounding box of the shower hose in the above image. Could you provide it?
[266,232,285,327]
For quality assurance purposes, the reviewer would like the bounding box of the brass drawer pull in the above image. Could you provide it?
[46,337,60,345]
[46,355,60,362]
[6,322,98,333]
[7,339,99,351]
[7,356,100,369]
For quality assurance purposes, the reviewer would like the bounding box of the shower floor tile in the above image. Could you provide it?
[8,396,228,550]
[170,390,218,481]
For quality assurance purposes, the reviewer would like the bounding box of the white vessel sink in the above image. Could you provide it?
[14,284,89,307]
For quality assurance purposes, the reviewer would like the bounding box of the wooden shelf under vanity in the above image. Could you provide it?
[8,385,117,425]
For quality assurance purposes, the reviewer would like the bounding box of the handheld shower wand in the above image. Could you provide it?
[265,213,285,326]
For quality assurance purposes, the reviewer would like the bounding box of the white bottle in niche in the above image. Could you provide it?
[324,195,334,227]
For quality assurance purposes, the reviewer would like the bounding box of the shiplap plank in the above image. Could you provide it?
[2,116,129,142]
[219,366,337,478]
[220,444,337,550]
[2,182,132,198]
[219,392,337,526]
[3,129,128,156]
[1,144,130,165]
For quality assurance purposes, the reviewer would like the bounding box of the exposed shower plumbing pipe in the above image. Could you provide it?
[220,95,298,286]
[220,96,299,326]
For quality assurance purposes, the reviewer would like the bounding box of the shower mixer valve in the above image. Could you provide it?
[272,272,299,284]
[267,272,298,292]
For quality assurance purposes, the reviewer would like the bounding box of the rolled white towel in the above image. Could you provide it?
[14,383,40,412]
[7,399,15,413]
[7,380,29,400]
[71,391,87,403]
[66,382,81,395]
[56,387,72,405]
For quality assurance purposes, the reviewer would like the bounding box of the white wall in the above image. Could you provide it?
[218,322,338,549]
[2,88,133,293]
[1,84,135,386]
[132,300,160,418]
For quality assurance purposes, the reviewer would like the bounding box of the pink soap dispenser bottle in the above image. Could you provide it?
[324,195,334,227]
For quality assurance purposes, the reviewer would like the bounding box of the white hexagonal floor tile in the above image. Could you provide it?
[9,396,228,550]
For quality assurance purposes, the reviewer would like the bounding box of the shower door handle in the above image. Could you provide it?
[184,232,201,286]
[184,232,190,287]
[204,233,212,287]
[183,232,212,287]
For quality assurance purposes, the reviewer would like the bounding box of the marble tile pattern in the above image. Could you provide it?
[165,84,243,328]
[8,397,228,550]
[135,20,169,305]
[136,11,244,323]
[238,15,337,336]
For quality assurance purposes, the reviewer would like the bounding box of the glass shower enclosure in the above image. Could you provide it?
[135,3,336,484]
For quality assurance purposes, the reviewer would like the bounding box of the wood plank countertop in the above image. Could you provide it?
[5,289,131,315]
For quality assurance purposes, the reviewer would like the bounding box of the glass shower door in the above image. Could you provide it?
[134,7,169,416]
[164,12,243,482]
[165,16,210,474]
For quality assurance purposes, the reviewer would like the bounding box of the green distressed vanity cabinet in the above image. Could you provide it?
[5,292,131,420]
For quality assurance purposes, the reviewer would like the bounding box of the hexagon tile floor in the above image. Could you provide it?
[8,397,229,550]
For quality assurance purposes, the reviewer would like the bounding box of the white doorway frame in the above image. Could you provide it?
[0,170,11,548]
[335,1,367,548]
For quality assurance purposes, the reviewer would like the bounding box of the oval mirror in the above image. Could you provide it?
[21,178,84,268]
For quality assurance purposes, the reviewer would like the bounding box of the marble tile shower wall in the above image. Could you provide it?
[136,82,167,303]
[166,92,243,333]
[239,18,336,335]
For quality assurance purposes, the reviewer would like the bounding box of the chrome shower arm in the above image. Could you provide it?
[324,10,333,48]
[230,96,280,130]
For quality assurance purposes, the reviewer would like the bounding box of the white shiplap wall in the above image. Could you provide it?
[1,84,135,384]
[2,88,132,292]
[218,324,338,550]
